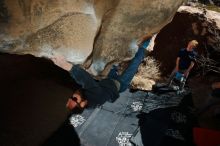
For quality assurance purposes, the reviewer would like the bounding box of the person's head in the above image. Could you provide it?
[187,40,198,51]
[66,89,88,114]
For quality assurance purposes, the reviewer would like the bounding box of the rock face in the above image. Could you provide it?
[90,0,186,74]
[0,0,115,64]
[199,0,220,6]
[0,0,186,74]
[187,0,220,6]
[152,6,220,76]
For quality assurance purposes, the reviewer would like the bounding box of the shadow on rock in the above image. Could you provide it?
[42,114,80,146]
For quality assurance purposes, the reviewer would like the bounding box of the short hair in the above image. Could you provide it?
[190,40,199,47]
[71,89,86,114]
[74,89,86,99]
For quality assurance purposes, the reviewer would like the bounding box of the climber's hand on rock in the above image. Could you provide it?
[51,55,73,71]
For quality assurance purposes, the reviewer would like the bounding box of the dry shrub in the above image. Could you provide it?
[131,57,161,90]
[136,57,161,80]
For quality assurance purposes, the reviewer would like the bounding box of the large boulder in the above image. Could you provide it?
[0,0,186,74]
[0,0,116,64]
[152,6,220,76]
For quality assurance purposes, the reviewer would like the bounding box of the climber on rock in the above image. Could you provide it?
[51,34,153,113]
